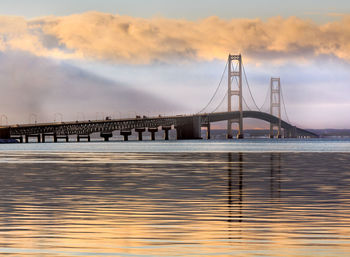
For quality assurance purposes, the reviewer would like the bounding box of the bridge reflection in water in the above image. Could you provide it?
[227,152,282,226]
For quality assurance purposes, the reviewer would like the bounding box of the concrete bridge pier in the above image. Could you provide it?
[176,116,201,140]
[288,126,297,138]
[77,134,90,142]
[120,130,132,141]
[237,132,244,139]
[162,126,171,140]
[284,126,297,138]
[100,132,113,141]
[270,134,282,139]
[270,126,282,139]
[227,123,244,139]
[207,123,211,140]
[201,123,211,140]
[277,128,283,138]
[135,128,146,141]
[148,128,158,141]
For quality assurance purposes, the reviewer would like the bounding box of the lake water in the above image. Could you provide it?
[0,139,350,256]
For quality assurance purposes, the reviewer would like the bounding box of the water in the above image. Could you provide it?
[1,138,350,153]
[0,139,350,256]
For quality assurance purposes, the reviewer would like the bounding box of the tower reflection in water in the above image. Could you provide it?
[227,152,243,224]
[227,152,282,225]
[270,153,281,199]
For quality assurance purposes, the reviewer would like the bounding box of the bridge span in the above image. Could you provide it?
[0,54,319,142]
[0,111,318,143]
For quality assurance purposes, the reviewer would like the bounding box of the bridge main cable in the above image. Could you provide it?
[212,91,228,113]
[197,60,228,114]
[242,60,261,111]
[280,84,291,123]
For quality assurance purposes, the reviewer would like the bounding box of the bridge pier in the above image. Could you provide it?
[201,123,211,140]
[291,126,297,138]
[176,116,201,140]
[285,128,292,138]
[269,134,282,139]
[162,126,171,140]
[100,132,113,141]
[285,126,297,138]
[207,123,211,140]
[77,134,90,142]
[135,128,146,141]
[270,126,283,139]
[148,128,158,141]
[120,130,132,141]
[236,131,244,139]
[227,125,244,139]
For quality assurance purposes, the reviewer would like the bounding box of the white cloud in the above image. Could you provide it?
[0,12,350,63]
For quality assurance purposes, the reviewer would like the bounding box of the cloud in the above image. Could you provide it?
[0,12,350,63]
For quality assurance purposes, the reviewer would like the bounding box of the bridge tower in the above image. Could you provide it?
[270,77,282,138]
[227,54,243,139]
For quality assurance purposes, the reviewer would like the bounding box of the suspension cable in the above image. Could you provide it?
[260,85,270,112]
[212,91,228,113]
[280,85,291,123]
[242,96,251,111]
[197,61,228,114]
[242,61,261,111]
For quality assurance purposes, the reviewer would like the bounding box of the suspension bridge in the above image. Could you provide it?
[0,54,318,143]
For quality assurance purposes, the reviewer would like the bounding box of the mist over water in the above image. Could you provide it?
[0,141,350,256]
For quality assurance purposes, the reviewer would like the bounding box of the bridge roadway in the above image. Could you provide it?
[0,111,318,142]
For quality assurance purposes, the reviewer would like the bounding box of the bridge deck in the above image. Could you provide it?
[0,111,318,139]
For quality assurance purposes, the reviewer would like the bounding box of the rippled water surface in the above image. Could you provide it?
[1,140,350,256]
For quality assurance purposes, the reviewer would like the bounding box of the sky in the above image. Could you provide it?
[0,0,350,129]
[0,0,349,22]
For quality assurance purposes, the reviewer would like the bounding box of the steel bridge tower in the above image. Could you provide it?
[227,54,243,139]
[270,77,282,138]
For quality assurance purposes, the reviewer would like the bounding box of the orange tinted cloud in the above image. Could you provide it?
[1,12,350,63]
